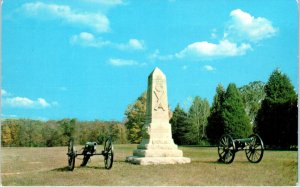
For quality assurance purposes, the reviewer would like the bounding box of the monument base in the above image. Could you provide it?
[126,156,191,165]
[126,139,191,165]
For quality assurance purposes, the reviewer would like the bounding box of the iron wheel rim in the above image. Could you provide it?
[218,134,236,164]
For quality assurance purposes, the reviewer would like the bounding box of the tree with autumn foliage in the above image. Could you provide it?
[124,92,147,143]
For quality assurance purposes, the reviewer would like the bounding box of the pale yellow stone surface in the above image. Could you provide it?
[126,67,191,165]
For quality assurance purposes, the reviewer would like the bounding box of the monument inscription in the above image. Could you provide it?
[126,67,191,165]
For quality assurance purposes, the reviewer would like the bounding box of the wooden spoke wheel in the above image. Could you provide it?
[104,138,114,169]
[245,134,264,163]
[218,134,236,164]
[67,139,76,171]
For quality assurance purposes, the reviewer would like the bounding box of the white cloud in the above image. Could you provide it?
[5,97,34,108]
[128,39,145,50]
[4,96,55,109]
[79,32,95,41]
[148,49,174,61]
[172,9,274,60]
[108,58,139,66]
[83,0,125,6]
[176,39,251,59]
[116,39,145,50]
[151,9,276,62]
[226,9,278,42]
[1,114,18,119]
[22,2,110,33]
[210,28,218,39]
[1,89,10,96]
[37,98,50,107]
[71,32,145,50]
[70,32,111,47]
[203,65,215,71]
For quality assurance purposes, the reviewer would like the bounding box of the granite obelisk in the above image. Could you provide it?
[126,67,191,165]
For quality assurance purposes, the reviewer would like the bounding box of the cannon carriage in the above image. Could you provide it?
[67,137,114,171]
[218,134,264,164]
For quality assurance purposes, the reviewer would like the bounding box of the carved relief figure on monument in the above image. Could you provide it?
[154,76,165,111]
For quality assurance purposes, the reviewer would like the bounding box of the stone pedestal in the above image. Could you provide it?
[126,67,191,165]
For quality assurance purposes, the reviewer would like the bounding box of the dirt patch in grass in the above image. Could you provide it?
[1,145,297,185]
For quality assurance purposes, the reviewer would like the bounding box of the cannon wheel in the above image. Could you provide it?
[245,134,264,163]
[103,138,114,169]
[67,139,76,171]
[218,134,236,164]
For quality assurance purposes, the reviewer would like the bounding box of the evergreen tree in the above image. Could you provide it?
[124,92,147,143]
[255,69,297,148]
[207,84,226,144]
[222,83,252,139]
[170,104,188,145]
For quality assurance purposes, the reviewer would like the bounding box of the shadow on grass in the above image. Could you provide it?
[194,159,255,165]
[52,165,108,172]
[199,159,264,165]
[81,165,104,170]
[192,159,225,165]
[114,160,127,163]
[51,166,71,172]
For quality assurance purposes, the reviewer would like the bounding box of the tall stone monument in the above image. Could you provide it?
[126,67,191,165]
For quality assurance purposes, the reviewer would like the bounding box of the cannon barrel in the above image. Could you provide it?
[83,142,97,153]
[85,142,97,147]
[234,137,253,143]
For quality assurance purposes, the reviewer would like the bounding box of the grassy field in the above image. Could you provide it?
[1,144,297,186]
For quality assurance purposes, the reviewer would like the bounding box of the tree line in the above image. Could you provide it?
[1,69,297,149]
[125,69,297,149]
[1,119,128,147]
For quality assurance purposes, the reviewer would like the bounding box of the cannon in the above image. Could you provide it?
[67,137,114,171]
[218,134,264,164]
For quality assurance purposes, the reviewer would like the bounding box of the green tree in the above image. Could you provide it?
[255,69,297,148]
[222,83,252,139]
[206,84,226,144]
[239,81,266,125]
[30,120,44,147]
[170,104,188,145]
[42,122,62,147]
[59,118,76,145]
[124,92,147,143]
[185,96,210,144]
[18,120,31,146]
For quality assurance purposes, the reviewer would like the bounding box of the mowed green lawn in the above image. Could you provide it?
[1,144,297,186]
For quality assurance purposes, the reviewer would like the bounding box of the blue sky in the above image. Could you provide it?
[2,0,298,121]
